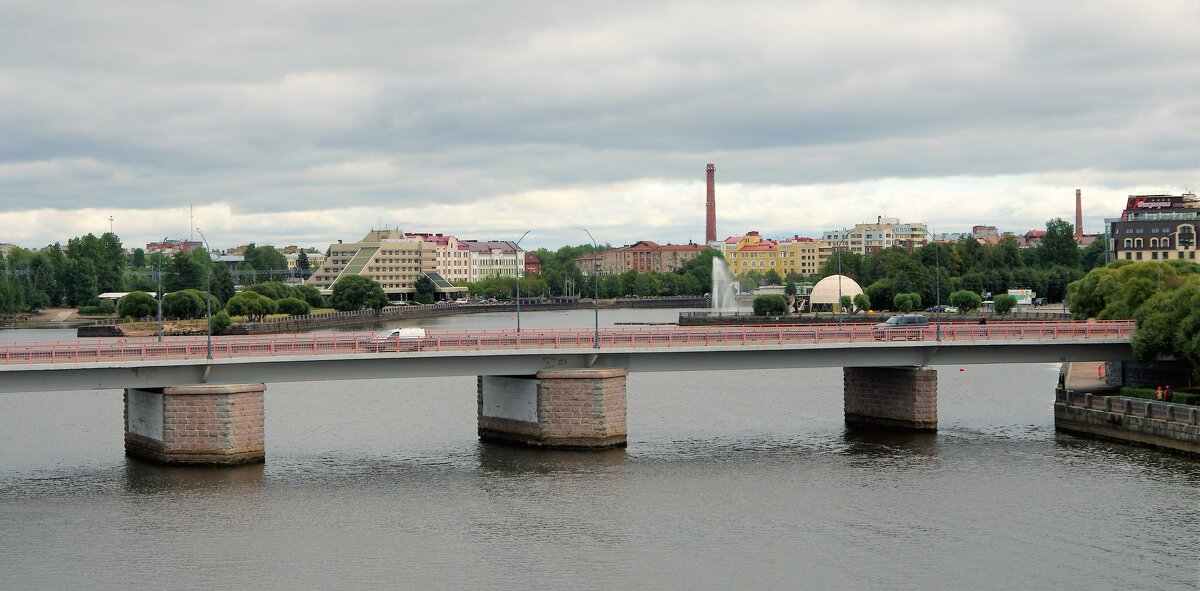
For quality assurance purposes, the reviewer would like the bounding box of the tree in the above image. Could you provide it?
[853,293,871,313]
[296,250,310,271]
[243,244,288,273]
[993,293,1018,315]
[1037,218,1081,268]
[764,269,783,285]
[117,291,157,319]
[752,294,787,316]
[247,281,293,301]
[784,281,797,296]
[226,291,277,321]
[893,292,920,312]
[162,289,206,319]
[62,258,99,307]
[167,251,203,291]
[212,264,236,304]
[130,248,146,269]
[330,275,388,311]
[294,284,325,308]
[276,297,311,316]
[414,274,436,304]
[949,290,983,313]
[839,295,853,313]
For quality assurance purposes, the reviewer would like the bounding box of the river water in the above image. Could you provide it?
[1,309,1197,590]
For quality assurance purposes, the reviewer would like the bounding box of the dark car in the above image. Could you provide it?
[872,314,929,340]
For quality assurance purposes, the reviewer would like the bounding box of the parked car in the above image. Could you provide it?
[925,305,959,313]
[369,328,427,352]
[873,314,929,340]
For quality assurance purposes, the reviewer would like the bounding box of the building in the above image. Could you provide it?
[464,240,524,282]
[146,239,203,255]
[284,251,325,271]
[525,253,542,276]
[575,252,603,275]
[1107,194,1199,263]
[405,233,472,283]
[305,229,465,298]
[599,241,708,275]
[721,231,828,278]
[822,217,929,255]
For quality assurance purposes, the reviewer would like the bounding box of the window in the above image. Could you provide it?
[1124,238,1132,248]
[1136,252,1143,260]
[1152,252,1158,259]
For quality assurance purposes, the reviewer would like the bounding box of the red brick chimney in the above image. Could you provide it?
[705,163,716,243]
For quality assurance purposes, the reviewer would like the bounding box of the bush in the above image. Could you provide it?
[1121,386,1200,406]
[209,311,231,334]
[993,293,1018,315]
[853,293,871,313]
[948,290,983,313]
[276,297,311,316]
[752,294,788,316]
[226,291,278,321]
[247,281,295,301]
[117,291,157,319]
[893,292,921,312]
[78,300,116,316]
[162,289,206,319]
[294,284,325,308]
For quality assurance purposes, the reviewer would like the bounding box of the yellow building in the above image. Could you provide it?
[721,232,828,277]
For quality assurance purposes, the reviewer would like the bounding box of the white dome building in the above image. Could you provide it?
[809,274,864,311]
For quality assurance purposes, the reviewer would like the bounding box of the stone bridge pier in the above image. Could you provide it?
[124,383,266,465]
[844,367,938,431]
[477,369,627,449]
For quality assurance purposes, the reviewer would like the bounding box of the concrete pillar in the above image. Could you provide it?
[124,383,266,465]
[477,369,627,449]
[844,367,937,431]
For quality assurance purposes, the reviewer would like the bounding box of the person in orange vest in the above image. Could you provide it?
[1155,386,1164,401]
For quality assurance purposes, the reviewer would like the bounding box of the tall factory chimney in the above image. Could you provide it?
[1075,189,1083,239]
[705,163,716,244]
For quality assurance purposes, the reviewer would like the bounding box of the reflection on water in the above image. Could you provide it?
[1,312,1198,590]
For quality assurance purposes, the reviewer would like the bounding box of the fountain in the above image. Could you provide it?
[711,257,741,312]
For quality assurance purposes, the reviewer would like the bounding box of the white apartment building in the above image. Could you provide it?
[465,240,524,281]
[822,216,929,255]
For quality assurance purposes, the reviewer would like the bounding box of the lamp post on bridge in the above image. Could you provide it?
[923,229,942,342]
[583,228,601,349]
[195,228,214,360]
[514,230,530,333]
[156,236,167,343]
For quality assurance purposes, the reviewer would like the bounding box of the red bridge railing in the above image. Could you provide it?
[0,321,1135,366]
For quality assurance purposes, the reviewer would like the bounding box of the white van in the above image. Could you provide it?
[370,328,427,351]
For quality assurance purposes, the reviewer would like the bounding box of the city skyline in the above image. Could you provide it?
[0,1,1195,249]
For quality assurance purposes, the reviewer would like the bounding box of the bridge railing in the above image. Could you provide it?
[0,321,1135,365]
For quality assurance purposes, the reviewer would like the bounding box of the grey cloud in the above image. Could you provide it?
[0,0,1196,237]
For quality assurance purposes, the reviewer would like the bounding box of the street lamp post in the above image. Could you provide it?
[195,228,213,359]
[156,236,166,342]
[924,230,942,342]
[583,228,600,349]
[514,230,530,333]
[837,249,843,325]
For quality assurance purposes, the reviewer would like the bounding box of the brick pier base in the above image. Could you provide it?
[477,369,627,449]
[124,383,266,465]
[844,367,937,431]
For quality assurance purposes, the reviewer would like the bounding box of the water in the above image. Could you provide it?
[1,310,1198,590]
[711,257,740,312]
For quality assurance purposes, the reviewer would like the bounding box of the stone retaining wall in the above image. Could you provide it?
[1054,388,1200,456]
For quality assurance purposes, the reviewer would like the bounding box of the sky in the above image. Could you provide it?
[0,0,1197,252]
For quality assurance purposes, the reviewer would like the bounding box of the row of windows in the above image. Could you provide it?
[1125,251,1196,260]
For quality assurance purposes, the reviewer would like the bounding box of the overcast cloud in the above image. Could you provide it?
[0,0,1196,250]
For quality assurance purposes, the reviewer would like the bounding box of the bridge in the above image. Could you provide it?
[0,320,1136,465]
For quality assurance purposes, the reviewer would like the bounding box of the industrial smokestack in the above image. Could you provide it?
[706,163,716,243]
[1075,189,1083,238]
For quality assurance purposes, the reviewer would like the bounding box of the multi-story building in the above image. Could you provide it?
[1107,194,1199,262]
[405,233,472,283]
[146,239,203,255]
[721,231,827,278]
[305,229,466,298]
[464,240,524,281]
[284,251,325,271]
[575,252,603,276]
[822,217,929,255]
[598,241,708,275]
[524,253,542,276]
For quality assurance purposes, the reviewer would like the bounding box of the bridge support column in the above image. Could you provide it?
[477,369,627,449]
[844,367,937,431]
[124,383,266,465]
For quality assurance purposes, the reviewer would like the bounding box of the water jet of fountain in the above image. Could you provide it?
[711,257,741,313]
